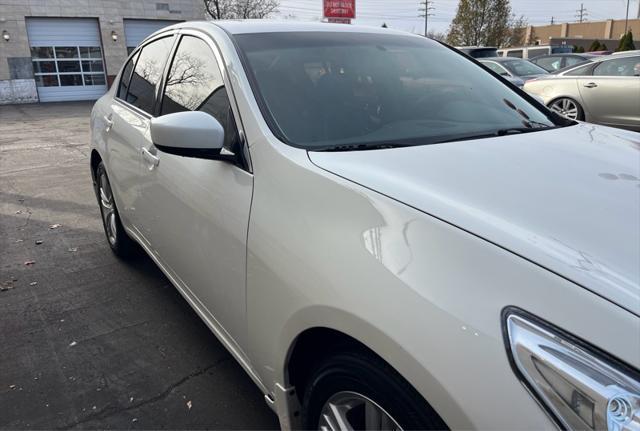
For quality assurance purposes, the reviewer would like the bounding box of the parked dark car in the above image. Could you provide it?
[479,57,549,82]
[530,53,598,72]
[455,46,498,58]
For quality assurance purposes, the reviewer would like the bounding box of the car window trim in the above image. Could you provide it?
[116,51,139,100]
[158,27,252,173]
[114,32,178,118]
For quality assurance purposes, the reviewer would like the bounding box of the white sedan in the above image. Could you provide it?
[90,21,640,431]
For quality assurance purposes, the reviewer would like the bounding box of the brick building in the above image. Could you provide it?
[522,18,640,51]
[0,0,205,104]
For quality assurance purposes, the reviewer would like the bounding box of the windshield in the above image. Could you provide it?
[501,59,548,76]
[235,32,559,150]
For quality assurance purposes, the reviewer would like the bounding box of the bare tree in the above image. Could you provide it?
[426,30,448,42]
[204,0,279,20]
[446,0,512,47]
[502,15,528,47]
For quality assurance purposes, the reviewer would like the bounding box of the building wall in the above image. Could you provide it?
[0,0,205,104]
[525,18,639,47]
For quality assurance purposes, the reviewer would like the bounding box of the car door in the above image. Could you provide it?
[105,35,175,239]
[577,56,640,127]
[137,33,253,349]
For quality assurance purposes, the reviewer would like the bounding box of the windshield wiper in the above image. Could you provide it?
[434,125,558,144]
[495,125,556,135]
[315,142,413,152]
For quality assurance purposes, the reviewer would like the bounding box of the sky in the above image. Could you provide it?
[276,0,639,35]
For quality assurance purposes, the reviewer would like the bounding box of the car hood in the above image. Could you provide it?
[308,124,640,315]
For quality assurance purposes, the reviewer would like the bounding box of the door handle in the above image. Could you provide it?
[142,147,160,169]
[103,115,114,132]
[583,82,598,88]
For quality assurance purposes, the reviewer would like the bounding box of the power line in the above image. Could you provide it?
[419,0,435,37]
[575,3,588,23]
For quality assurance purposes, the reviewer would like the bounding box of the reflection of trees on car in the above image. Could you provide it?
[164,52,211,110]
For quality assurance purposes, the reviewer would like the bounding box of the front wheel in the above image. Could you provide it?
[301,348,447,430]
[548,97,584,121]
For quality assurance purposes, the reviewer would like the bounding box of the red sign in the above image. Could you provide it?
[327,17,352,24]
[323,0,356,19]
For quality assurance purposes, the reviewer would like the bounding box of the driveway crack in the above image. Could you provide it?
[55,357,230,429]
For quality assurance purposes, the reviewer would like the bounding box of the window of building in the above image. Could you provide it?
[126,37,174,114]
[30,45,106,87]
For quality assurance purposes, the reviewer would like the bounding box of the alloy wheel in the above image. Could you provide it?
[549,98,579,120]
[318,391,403,431]
[98,171,117,246]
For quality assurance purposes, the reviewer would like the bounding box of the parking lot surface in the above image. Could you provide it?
[0,102,279,429]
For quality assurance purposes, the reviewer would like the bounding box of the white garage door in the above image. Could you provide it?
[124,20,180,53]
[26,18,107,102]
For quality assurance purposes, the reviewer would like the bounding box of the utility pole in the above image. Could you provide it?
[624,0,630,33]
[575,3,588,23]
[419,0,435,37]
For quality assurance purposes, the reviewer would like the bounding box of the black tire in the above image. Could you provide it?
[95,162,139,259]
[301,347,448,430]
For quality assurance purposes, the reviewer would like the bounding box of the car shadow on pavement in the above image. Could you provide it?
[0,209,279,430]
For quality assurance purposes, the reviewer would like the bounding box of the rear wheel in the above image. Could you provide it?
[301,348,447,430]
[96,162,138,259]
[549,97,584,121]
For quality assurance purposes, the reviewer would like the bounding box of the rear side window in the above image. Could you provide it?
[565,56,586,67]
[565,63,593,76]
[117,51,138,99]
[126,36,174,114]
[507,50,523,58]
[483,61,507,75]
[593,57,640,77]
[534,56,562,71]
[161,36,239,151]
[527,48,548,58]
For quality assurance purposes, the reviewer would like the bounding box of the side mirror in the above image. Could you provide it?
[150,111,230,159]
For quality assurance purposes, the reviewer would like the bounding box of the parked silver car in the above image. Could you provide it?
[479,57,548,83]
[524,53,640,131]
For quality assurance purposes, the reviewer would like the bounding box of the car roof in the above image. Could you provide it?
[480,57,526,62]
[171,19,416,37]
[591,52,639,61]
[611,49,640,55]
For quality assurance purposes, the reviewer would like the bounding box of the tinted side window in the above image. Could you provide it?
[534,56,562,71]
[117,51,138,99]
[483,61,507,75]
[594,57,640,77]
[565,63,593,76]
[507,50,523,58]
[565,56,586,67]
[161,36,239,150]
[127,37,174,114]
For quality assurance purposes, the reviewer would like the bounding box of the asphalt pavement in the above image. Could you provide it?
[0,102,279,429]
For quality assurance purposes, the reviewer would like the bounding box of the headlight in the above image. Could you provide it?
[503,308,640,430]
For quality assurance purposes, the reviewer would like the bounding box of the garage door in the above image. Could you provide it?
[26,18,107,102]
[124,20,180,54]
